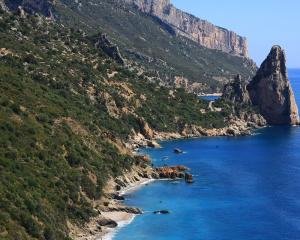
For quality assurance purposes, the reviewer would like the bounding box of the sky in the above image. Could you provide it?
[171,0,300,68]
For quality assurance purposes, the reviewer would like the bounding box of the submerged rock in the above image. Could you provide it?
[247,46,299,125]
[174,148,183,154]
[153,210,170,214]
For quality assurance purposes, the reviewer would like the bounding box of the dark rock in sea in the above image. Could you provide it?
[247,46,299,125]
[185,173,194,184]
[174,148,183,154]
[107,206,143,214]
[97,218,118,228]
[94,33,125,65]
[155,165,189,179]
[111,194,125,201]
[153,210,170,214]
[123,207,143,214]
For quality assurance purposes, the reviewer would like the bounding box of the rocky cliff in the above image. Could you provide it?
[247,46,299,125]
[222,74,251,104]
[124,0,248,57]
[4,0,54,17]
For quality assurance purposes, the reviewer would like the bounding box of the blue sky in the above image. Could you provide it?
[172,0,299,68]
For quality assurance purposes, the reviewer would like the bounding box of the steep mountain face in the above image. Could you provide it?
[247,46,299,125]
[2,0,256,93]
[222,74,250,104]
[4,0,54,17]
[124,0,248,57]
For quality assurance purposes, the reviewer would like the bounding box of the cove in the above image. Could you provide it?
[114,69,300,240]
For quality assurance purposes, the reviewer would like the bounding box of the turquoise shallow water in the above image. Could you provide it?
[114,69,300,240]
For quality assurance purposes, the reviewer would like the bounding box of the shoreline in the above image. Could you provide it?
[98,178,156,240]
[73,119,267,240]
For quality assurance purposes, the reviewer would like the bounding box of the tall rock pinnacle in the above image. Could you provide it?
[247,46,299,125]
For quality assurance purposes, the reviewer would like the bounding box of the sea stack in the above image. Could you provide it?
[247,46,299,125]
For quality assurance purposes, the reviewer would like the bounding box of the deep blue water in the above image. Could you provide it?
[114,69,300,240]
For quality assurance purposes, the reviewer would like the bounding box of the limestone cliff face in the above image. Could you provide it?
[247,46,299,125]
[124,0,248,57]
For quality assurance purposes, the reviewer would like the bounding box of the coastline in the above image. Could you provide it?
[101,178,155,240]
[71,115,267,240]
[69,163,157,240]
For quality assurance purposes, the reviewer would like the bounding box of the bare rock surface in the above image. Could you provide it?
[247,46,299,125]
[124,0,248,57]
[223,74,251,104]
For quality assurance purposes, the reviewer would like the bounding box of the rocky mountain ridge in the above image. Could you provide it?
[124,0,248,57]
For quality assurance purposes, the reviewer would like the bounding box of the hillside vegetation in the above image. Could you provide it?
[0,10,231,239]
[52,0,256,93]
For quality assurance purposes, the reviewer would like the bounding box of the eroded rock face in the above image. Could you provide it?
[94,33,125,65]
[124,0,248,57]
[247,46,299,125]
[222,74,251,104]
[4,0,54,17]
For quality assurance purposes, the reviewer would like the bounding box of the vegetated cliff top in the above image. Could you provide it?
[3,0,257,93]
[0,9,233,239]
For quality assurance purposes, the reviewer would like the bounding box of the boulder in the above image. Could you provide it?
[185,173,194,183]
[147,140,161,148]
[247,46,299,125]
[111,194,125,201]
[97,218,118,228]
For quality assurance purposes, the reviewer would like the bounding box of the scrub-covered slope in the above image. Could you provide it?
[0,9,230,239]
[4,0,256,93]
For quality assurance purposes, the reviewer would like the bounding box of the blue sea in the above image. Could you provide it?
[114,69,300,240]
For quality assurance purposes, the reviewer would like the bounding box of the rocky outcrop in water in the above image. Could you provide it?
[155,166,189,179]
[247,46,299,125]
[124,0,248,57]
